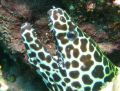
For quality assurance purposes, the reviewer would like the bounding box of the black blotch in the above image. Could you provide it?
[73,38,79,45]
[82,75,93,84]
[46,55,51,63]
[105,67,109,74]
[73,49,79,58]
[104,72,114,82]
[103,57,108,66]
[41,72,48,80]
[40,64,50,71]
[58,85,63,91]
[92,82,102,91]
[64,78,70,83]
[94,50,102,62]
[66,86,73,91]
[53,84,58,91]
[29,52,36,58]
[52,63,58,69]
[59,68,67,77]
[84,87,91,91]
[24,43,29,50]
[77,28,83,37]
[62,82,66,86]
[47,83,53,91]
[64,12,69,20]
[92,65,104,78]
[71,81,81,88]
[67,22,75,30]
[69,71,80,79]
[54,22,67,31]
[53,73,61,82]
[24,32,33,42]
[72,60,79,68]
[60,16,66,22]
[80,39,87,52]
[38,52,45,60]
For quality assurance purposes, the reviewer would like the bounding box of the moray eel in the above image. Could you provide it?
[20,7,118,91]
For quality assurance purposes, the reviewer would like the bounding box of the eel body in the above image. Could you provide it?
[20,7,118,91]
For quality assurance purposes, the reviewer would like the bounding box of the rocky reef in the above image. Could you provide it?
[0,0,120,91]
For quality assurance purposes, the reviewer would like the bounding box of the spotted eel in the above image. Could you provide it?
[20,7,118,91]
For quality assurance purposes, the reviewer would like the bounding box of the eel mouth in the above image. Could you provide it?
[47,9,64,65]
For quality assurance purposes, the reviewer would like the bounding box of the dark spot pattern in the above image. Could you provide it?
[80,39,87,52]
[103,57,108,66]
[80,54,94,71]
[36,59,40,62]
[92,65,104,78]
[32,31,36,37]
[60,16,66,22]
[94,50,102,62]
[53,73,61,82]
[73,49,79,58]
[71,81,81,88]
[89,39,94,52]
[21,23,32,34]
[65,62,70,69]
[72,60,79,68]
[29,52,36,58]
[84,87,91,91]
[92,82,102,91]
[57,33,69,44]
[58,85,63,91]
[73,38,79,45]
[66,86,73,91]
[105,67,109,74]
[54,22,67,30]
[42,72,48,80]
[59,68,67,77]
[38,52,45,60]
[82,75,93,84]
[64,78,70,83]
[40,64,50,71]
[24,43,29,50]
[24,33,33,42]
[58,9,63,14]
[69,71,80,79]
[21,36,25,41]
[64,12,69,20]
[58,47,63,52]
[62,82,66,86]
[49,77,54,82]
[104,72,114,82]
[30,40,42,51]
[47,83,53,91]
[65,45,74,59]
[77,28,83,37]
[52,63,58,69]
[53,84,58,91]
[33,60,37,65]
[68,22,75,30]
[46,55,51,63]
[53,10,58,20]
[46,71,50,76]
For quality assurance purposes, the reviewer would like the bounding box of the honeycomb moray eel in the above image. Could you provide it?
[20,7,119,91]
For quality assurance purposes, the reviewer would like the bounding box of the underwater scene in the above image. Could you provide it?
[0,0,120,91]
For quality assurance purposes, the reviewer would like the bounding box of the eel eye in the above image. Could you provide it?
[67,30,77,41]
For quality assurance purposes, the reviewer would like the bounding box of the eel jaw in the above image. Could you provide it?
[47,8,65,68]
